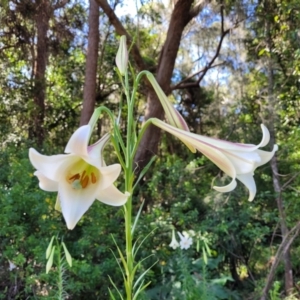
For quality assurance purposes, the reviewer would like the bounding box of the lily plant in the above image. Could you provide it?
[29,36,277,300]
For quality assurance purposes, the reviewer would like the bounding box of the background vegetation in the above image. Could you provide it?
[1,0,300,299]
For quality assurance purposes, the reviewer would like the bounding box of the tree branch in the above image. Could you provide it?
[260,222,300,300]
[189,0,211,18]
[171,62,225,90]
[173,2,235,90]
[53,0,68,10]
[95,0,146,71]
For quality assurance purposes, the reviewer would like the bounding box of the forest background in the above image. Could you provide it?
[1,0,300,299]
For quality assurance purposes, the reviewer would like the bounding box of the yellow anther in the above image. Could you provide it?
[81,175,89,189]
[69,173,80,181]
[91,172,97,184]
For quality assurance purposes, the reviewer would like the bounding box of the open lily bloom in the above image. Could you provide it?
[178,232,193,250]
[152,119,277,201]
[29,125,129,230]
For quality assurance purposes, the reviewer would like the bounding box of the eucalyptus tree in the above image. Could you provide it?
[0,0,86,146]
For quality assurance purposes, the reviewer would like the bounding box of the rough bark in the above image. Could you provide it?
[80,0,100,126]
[29,0,68,145]
[134,0,197,172]
[29,0,51,145]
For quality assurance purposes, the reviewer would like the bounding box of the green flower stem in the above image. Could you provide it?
[112,68,153,300]
[131,118,155,160]
[57,243,64,300]
[124,69,135,300]
[90,106,126,166]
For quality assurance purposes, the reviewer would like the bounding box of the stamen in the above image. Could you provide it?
[81,170,86,180]
[69,173,80,181]
[81,175,89,189]
[91,172,97,184]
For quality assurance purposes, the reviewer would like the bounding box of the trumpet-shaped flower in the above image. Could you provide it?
[178,232,193,250]
[152,119,277,201]
[29,125,129,230]
[169,230,180,249]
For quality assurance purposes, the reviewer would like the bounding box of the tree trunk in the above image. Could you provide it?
[29,0,51,145]
[80,0,100,126]
[96,0,209,172]
[134,0,196,172]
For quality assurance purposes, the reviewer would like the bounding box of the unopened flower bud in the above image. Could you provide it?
[116,35,128,76]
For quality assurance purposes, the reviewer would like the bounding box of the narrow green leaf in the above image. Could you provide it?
[111,235,129,275]
[109,249,126,282]
[46,236,55,259]
[108,287,117,300]
[133,260,158,290]
[132,156,156,192]
[131,200,145,236]
[133,228,157,258]
[46,246,55,274]
[133,280,151,300]
[61,242,72,267]
[131,254,154,280]
[202,247,208,265]
[108,276,124,300]
[204,241,211,256]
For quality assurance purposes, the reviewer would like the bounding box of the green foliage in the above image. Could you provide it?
[0,144,125,298]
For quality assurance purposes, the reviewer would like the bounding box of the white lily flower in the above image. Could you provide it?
[151,119,277,201]
[178,232,193,250]
[169,229,180,249]
[29,125,129,230]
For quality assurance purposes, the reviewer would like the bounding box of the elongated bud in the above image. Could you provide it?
[146,72,196,152]
[62,242,72,267]
[116,35,128,76]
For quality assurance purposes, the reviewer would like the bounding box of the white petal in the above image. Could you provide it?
[223,150,261,174]
[98,164,121,190]
[213,177,237,193]
[193,143,238,189]
[177,232,184,240]
[34,171,58,191]
[96,185,129,206]
[85,134,110,168]
[237,174,257,201]
[65,125,91,157]
[256,124,271,148]
[88,133,110,160]
[58,179,98,230]
[29,148,69,181]
[153,119,270,152]
[255,145,278,169]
